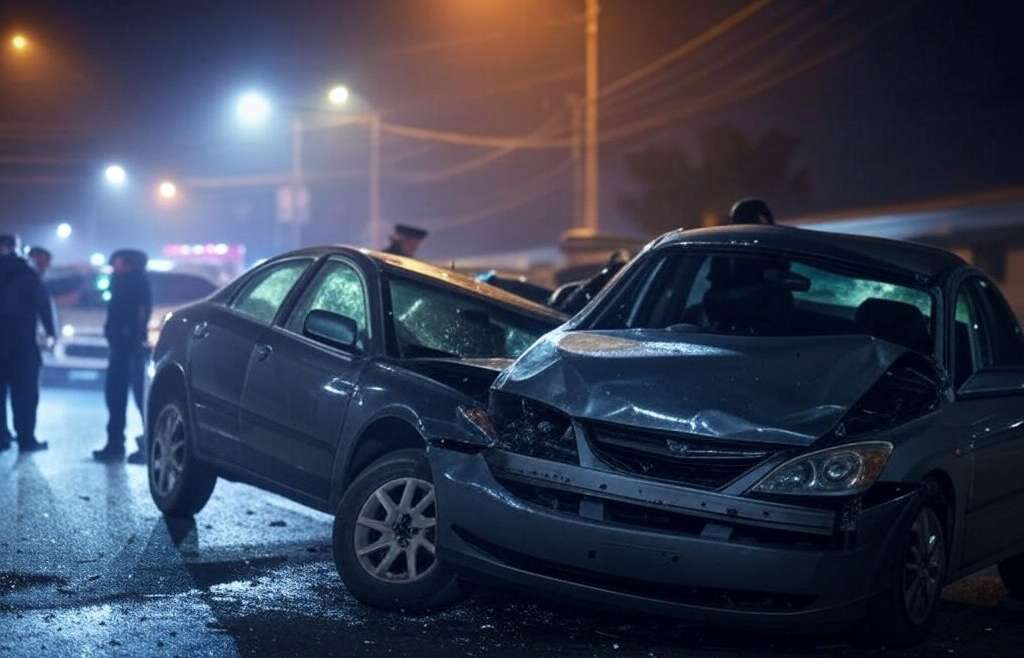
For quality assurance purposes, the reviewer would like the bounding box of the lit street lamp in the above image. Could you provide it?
[327,85,350,107]
[10,33,29,53]
[158,180,178,200]
[56,222,72,240]
[236,91,271,126]
[104,164,127,187]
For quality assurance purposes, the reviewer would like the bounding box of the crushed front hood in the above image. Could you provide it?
[493,329,908,446]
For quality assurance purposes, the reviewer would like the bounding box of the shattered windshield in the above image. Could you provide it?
[388,275,555,359]
[592,250,935,355]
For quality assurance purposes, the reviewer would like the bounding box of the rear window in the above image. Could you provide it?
[592,250,935,354]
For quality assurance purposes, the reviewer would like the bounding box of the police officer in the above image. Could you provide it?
[0,234,54,452]
[729,198,775,225]
[383,224,428,258]
[93,249,152,463]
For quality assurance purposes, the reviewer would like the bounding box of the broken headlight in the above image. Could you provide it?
[749,442,892,496]
[490,392,578,465]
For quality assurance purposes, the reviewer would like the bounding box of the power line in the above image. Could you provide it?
[416,159,573,231]
[600,0,775,100]
[390,108,568,183]
[596,4,912,144]
[601,1,822,117]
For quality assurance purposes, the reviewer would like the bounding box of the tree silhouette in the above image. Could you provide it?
[620,124,811,235]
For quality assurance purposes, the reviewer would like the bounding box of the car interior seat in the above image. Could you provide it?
[854,298,932,354]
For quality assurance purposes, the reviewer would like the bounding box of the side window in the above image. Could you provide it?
[953,280,993,388]
[230,259,311,324]
[976,279,1024,367]
[286,259,370,349]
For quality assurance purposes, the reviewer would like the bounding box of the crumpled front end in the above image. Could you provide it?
[430,436,919,626]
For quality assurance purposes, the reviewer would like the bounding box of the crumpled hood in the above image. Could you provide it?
[493,329,909,446]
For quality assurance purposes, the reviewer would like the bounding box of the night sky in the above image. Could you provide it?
[2,0,1024,261]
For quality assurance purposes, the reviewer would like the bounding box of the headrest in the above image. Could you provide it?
[855,298,930,352]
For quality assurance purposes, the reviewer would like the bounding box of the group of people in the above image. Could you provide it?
[0,234,152,463]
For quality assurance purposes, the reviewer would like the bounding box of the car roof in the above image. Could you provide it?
[283,245,567,323]
[652,225,967,280]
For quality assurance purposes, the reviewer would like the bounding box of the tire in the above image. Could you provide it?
[998,554,1024,599]
[864,480,948,648]
[148,397,217,517]
[333,449,461,611]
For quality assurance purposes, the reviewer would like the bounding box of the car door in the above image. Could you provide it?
[952,276,1024,565]
[239,257,373,500]
[187,257,313,462]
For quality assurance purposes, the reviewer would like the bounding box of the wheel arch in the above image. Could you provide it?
[331,413,427,509]
[147,363,187,438]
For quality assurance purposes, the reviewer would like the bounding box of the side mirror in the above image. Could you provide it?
[304,309,359,350]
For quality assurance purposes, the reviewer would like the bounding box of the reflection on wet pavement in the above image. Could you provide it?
[2,387,1023,657]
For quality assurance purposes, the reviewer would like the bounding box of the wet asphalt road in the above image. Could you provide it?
[2,387,1023,657]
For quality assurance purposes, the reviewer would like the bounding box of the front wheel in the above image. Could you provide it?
[864,485,947,648]
[332,449,461,611]
[148,399,217,517]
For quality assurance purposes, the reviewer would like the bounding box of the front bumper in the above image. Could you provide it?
[430,447,917,628]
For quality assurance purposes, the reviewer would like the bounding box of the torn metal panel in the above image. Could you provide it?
[496,329,909,446]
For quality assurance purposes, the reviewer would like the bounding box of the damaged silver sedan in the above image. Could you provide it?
[430,224,1024,646]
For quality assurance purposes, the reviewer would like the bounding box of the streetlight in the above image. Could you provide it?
[56,222,72,240]
[104,164,127,187]
[157,180,177,200]
[236,91,271,126]
[327,85,350,107]
[10,33,28,53]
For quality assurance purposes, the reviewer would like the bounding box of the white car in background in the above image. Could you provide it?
[43,265,217,383]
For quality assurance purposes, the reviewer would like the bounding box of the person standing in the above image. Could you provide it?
[93,250,152,463]
[382,224,428,258]
[27,246,53,277]
[0,234,54,452]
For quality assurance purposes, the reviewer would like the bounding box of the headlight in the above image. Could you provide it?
[490,393,578,465]
[749,441,893,496]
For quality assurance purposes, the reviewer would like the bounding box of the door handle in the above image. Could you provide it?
[254,343,273,361]
[192,321,209,339]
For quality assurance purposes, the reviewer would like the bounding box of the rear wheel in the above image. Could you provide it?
[148,399,217,517]
[865,482,948,648]
[332,449,461,611]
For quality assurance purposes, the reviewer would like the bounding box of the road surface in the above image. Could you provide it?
[1,387,1022,657]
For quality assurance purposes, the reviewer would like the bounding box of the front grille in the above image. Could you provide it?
[454,527,816,612]
[586,421,777,490]
[65,344,109,360]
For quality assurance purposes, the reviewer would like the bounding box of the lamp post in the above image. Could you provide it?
[234,87,382,251]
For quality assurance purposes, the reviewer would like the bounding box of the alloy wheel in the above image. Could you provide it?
[150,406,186,499]
[354,477,438,583]
[903,506,945,625]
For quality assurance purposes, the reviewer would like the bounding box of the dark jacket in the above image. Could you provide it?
[104,270,152,350]
[0,253,55,351]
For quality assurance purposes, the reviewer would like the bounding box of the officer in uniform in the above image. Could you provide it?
[382,224,428,258]
[93,249,152,463]
[729,198,775,225]
[0,234,54,452]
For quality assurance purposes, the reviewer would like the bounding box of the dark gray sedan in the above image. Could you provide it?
[430,224,1024,647]
[144,246,564,610]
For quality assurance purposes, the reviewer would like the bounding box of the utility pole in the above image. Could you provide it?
[289,115,304,251]
[368,112,382,250]
[583,0,600,233]
[566,94,583,228]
